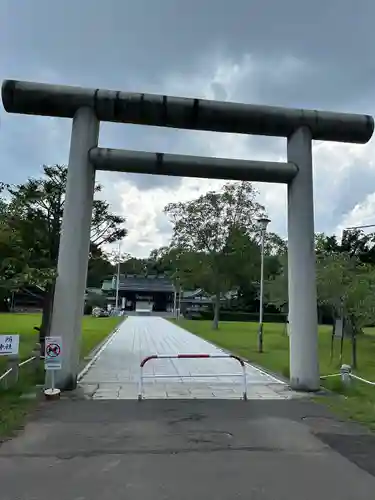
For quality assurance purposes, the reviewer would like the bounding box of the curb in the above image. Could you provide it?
[77,318,125,381]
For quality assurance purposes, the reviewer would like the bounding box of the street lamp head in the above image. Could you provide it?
[257,217,271,231]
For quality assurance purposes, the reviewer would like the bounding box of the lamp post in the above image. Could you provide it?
[115,241,121,313]
[174,253,181,319]
[257,217,271,353]
[177,282,182,320]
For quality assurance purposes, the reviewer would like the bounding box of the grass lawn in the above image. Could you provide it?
[175,319,375,430]
[0,313,123,438]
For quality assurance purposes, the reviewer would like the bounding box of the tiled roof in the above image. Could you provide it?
[102,275,174,293]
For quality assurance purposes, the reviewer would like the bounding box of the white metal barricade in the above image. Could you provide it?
[138,353,248,401]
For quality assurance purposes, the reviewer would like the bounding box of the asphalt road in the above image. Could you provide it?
[1,398,375,499]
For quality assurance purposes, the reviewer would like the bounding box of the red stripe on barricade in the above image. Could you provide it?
[177,354,210,359]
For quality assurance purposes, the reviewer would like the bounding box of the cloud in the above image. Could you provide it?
[102,176,226,257]
[337,192,375,236]
[2,0,375,258]
[100,50,375,256]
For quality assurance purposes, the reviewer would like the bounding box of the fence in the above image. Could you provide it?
[320,364,375,387]
[0,351,40,389]
[138,353,248,401]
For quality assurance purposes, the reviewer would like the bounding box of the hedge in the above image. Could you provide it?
[187,310,287,323]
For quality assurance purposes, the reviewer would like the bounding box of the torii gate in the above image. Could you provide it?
[2,79,373,391]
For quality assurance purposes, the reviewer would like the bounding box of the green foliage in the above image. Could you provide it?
[7,165,127,262]
[87,245,115,287]
[165,181,264,252]
[316,252,375,329]
[317,249,375,369]
[316,230,375,264]
[265,245,375,320]
[85,289,107,308]
[264,253,288,311]
[164,181,266,329]
[0,165,126,293]
[0,195,55,291]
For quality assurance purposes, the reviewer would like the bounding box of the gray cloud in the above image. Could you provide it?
[1,0,375,255]
[154,212,173,237]
[331,165,375,220]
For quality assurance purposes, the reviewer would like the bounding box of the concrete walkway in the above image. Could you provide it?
[80,316,294,400]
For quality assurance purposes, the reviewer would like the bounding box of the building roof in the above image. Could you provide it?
[102,275,174,293]
[101,275,238,298]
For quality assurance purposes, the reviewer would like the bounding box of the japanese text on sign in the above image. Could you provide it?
[0,335,20,356]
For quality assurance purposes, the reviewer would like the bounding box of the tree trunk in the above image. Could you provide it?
[330,309,336,363]
[352,332,357,370]
[39,282,55,356]
[212,291,220,330]
[350,319,358,370]
[318,307,323,325]
[340,310,345,365]
[39,206,60,356]
[330,324,335,363]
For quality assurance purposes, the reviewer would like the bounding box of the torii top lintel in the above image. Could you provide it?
[2,79,373,144]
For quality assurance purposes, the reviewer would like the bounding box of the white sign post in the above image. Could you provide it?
[0,335,20,356]
[44,336,62,399]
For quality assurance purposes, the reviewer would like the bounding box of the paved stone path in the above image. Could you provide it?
[80,316,295,400]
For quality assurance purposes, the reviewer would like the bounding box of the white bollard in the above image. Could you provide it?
[340,364,352,386]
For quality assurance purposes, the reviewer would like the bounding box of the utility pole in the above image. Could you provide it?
[115,241,121,313]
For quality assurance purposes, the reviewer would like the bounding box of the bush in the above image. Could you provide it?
[191,311,287,323]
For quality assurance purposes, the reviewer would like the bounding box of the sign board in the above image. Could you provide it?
[0,335,20,356]
[45,336,62,370]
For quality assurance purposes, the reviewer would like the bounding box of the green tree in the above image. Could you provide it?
[315,230,375,263]
[0,195,55,295]
[148,246,179,276]
[116,256,148,275]
[316,252,375,369]
[6,165,127,347]
[164,181,265,329]
[7,165,127,263]
[235,231,286,312]
[86,245,114,288]
[264,253,287,307]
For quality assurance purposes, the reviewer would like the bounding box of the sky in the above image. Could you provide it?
[1,0,375,257]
